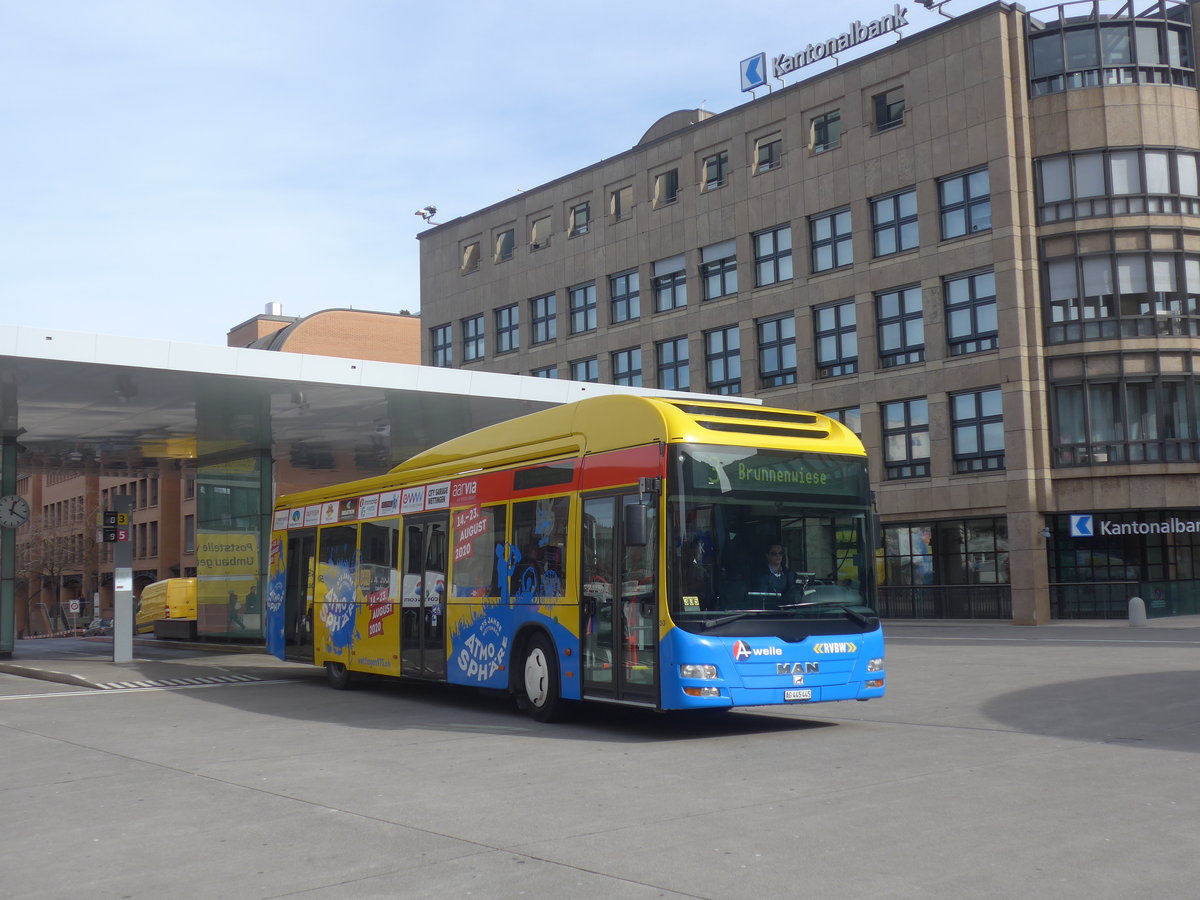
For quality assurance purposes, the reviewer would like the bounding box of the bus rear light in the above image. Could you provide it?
[866,679,884,689]
[679,664,718,680]
[683,686,721,698]
[867,658,884,672]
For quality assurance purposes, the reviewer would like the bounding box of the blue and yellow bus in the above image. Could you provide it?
[266,395,885,720]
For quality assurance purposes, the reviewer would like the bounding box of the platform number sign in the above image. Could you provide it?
[99,510,130,543]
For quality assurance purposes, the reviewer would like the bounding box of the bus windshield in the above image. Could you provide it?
[667,444,875,632]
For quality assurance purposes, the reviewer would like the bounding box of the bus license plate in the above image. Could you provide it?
[784,689,812,701]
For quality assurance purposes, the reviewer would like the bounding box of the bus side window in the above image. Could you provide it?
[512,497,570,598]
[450,505,506,598]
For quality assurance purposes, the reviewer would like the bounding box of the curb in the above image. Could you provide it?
[0,662,102,690]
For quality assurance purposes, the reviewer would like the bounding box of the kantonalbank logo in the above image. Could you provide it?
[732,640,783,662]
[813,642,858,654]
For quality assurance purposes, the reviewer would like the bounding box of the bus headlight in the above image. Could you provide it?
[867,658,884,672]
[679,664,718,680]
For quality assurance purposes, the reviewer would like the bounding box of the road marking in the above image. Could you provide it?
[0,678,299,701]
[97,673,260,690]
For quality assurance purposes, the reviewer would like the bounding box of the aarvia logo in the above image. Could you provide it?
[732,640,783,662]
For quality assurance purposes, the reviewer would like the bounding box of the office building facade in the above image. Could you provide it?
[417,1,1200,623]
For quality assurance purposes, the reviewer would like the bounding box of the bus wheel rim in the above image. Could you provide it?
[524,648,548,706]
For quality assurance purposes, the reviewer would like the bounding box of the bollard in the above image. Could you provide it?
[1128,596,1147,627]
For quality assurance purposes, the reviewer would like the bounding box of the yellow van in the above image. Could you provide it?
[135,578,197,639]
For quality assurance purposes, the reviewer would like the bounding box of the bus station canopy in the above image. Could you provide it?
[0,323,726,476]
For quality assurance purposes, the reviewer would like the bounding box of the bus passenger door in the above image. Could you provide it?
[401,514,449,679]
[581,494,658,705]
[283,529,316,662]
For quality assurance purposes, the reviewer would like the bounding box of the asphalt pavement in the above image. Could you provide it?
[0,620,1198,899]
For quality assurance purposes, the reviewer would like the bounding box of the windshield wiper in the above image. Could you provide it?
[776,600,872,627]
[700,610,775,629]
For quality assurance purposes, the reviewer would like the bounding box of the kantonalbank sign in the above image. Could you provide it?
[1071,513,1200,537]
[740,5,910,90]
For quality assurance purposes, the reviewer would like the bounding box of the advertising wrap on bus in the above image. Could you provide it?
[268,395,885,722]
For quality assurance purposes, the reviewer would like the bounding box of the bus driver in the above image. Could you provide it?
[751,544,796,601]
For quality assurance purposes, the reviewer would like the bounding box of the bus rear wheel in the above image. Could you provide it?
[522,633,565,722]
[325,661,352,690]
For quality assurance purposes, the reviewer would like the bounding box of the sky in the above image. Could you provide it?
[0,0,995,346]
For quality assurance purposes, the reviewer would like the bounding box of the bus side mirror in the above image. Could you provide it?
[624,503,648,546]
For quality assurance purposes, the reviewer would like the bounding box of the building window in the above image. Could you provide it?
[462,315,484,361]
[757,315,796,387]
[494,229,515,263]
[701,240,738,300]
[610,185,633,223]
[940,168,992,239]
[610,270,640,324]
[1053,375,1198,466]
[611,347,642,386]
[1027,14,1195,98]
[530,293,556,345]
[185,476,195,500]
[656,338,689,391]
[705,326,741,395]
[754,132,782,173]
[945,269,998,355]
[882,398,930,479]
[569,201,590,236]
[1037,148,1200,224]
[823,406,862,436]
[1045,245,1200,344]
[460,242,480,273]
[529,216,551,251]
[652,255,687,312]
[814,299,857,377]
[150,521,158,557]
[569,283,597,334]
[532,365,557,378]
[876,285,925,368]
[810,207,853,272]
[952,388,1005,473]
[754,225,793,286]
[882,518,1009,590]
[571,357,599,383]
[874,87,905,131]
[495,304,519,354]
[654,169,679,207]
[701,151,729,192]
[872,188,919,256]
[431,324,453,367]
[810,109,841,153]
[184,514,195,554]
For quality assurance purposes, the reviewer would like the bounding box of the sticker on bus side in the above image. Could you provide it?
[358,494,380,519]
[379,490,401,516]
[426,482,450,509]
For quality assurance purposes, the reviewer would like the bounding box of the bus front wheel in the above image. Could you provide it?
[325,661,352,690]
[522,633,565,722]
